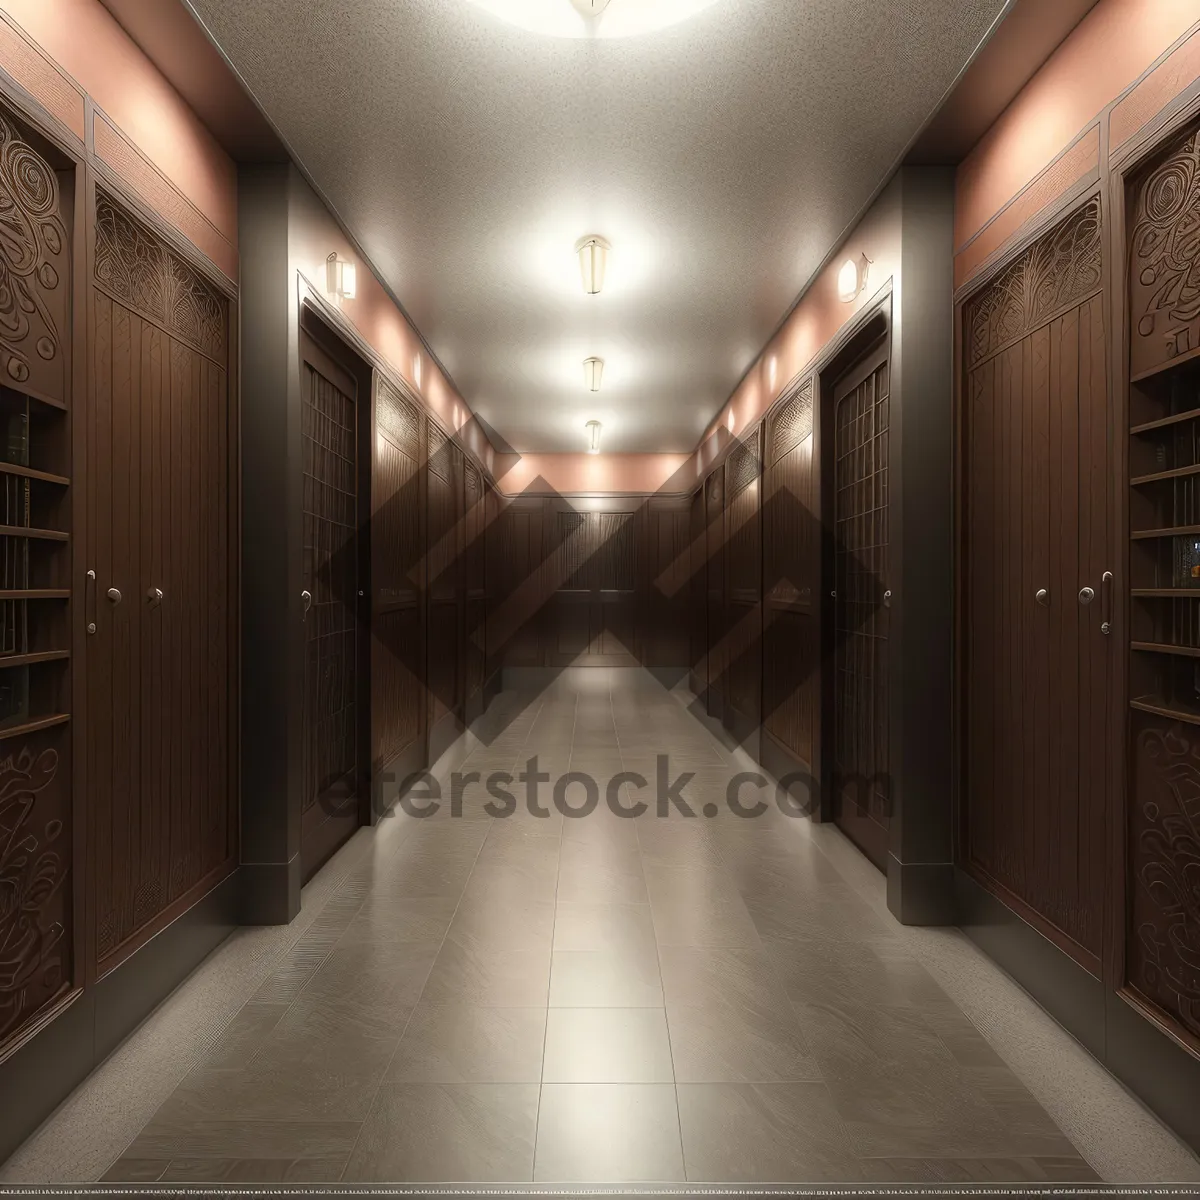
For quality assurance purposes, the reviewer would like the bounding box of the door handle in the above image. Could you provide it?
[1035,588,1049,606]
[106,587,122,604]
[1078,586,1095,605]
[301,589,312,621]
[147,587,163,607]
[86,569,96,634]
[1101,570,1113,635]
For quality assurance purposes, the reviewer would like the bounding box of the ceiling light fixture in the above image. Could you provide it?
[583,356,604,392]
[326,253,356,300]
[576,235,610,295]
[837,253,871,303]
[465,0,723,39]
[586,419,603,454]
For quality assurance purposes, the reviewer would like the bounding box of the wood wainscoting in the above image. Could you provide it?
[0,83,241,1165]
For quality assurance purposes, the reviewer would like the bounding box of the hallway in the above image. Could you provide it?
[5,671,1195,1186]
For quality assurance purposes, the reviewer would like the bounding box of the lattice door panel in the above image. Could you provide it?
[832,350,890,865]
[302,358,358,813]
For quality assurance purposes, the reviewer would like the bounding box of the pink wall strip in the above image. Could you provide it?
[0,0,237,253]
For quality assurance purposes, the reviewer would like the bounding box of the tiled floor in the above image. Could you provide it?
[7,670,1200,1185]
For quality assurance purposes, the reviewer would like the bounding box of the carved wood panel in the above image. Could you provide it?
[689,489,705,692]
[642,503,689,669]
[93,192,225,364]
[425,421,461,726]
[725,428,762,728]
[1129,120,1200,380]
[0,728,70,1046]
[1128,712,1200,1048]
[965,197,1102,370]
[962,219,1109,965]
[0,113,69,405]
[769,378,813,464]
[489,500,542,669]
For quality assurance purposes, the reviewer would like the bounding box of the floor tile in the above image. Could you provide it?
[445,895,556,952]
[659,945,791,1018]
[125,1120,361,1162]
[677,1082,860,1182]
[421,940,551,1006]
[552,902,657,953]
[345,1083,539,1181]
[542,1008,674,1082]
[158,1156,347,1183]
[667,1002,820,1082]
[859,1156,1101,1183]
[550,947,664,1007]
[534,1084,684,1181]
[387,1005,547,1082]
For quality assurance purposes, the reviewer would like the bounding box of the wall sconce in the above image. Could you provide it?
[837,253,871,303]
[726,409,736,432]
[575,235,611,295]
[326,253,356,300]
[413,354,422,388]
[583,356,604,392]
[768,356,777,388]
[586,419,603,454]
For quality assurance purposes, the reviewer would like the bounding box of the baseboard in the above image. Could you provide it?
[428,708,464,766]
[954,867,1106,1059]
[239,855,301,925]
[0,989,94,1166]
[887,855,955,925]
[94,869,239,1060]
[1106,989,1200,1155]
[0,870,238,1167]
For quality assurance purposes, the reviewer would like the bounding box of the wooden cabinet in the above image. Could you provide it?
[1124,119,1200,1054]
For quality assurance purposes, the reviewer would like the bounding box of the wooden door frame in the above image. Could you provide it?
[297,304,372,877]
[819,314,892,867]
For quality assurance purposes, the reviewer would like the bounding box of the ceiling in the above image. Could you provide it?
[186,0,1010,452]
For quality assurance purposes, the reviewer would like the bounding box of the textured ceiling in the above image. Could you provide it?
[190,0,1008,452]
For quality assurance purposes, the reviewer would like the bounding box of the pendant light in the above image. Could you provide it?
[583,356,604,392]
[586,419,603,455]
[575,235,611,295]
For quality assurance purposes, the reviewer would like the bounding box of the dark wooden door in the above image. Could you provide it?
[89,192,235,967]
[705,467,725,716]
[961,198,1109,970]
[300,333,360,877]
[642,499,689,668]
[764,379,818,770]
[426,424,462,761]
[371,376,424,782]
[830,339,891,868]
[463,459,486,718]
[545,501,639,666]
[724,429,763,742]
[689,488,705,694]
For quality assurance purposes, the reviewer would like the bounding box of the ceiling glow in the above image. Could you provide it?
[463,0,724,39]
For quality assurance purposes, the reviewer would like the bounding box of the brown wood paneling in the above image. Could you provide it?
[89,191,234,968]
[642,499,689,668]
[371,375,423,772]
[299,333,359,879]
[705,467,725,717]
[688,488,705,693]
[764,378,817,766]
[830,341,891,868]
[425,422,462,756]
[960,198,1108,969]
[724,427,763,736]
[489,495,543,670]
[463,458,485,702]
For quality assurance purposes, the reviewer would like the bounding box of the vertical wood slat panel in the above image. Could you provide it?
[90,190,234,970]
[961,196,1107,969]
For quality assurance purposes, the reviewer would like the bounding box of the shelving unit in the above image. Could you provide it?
[0,386,70,739]
[1128,360,1200,724]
